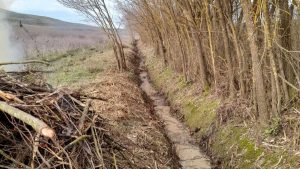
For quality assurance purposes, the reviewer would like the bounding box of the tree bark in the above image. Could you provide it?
[204,0,217,88]
[0,101,55,138]
[241,0,269,124]
[216,0,235,97]
[262,0,281,115]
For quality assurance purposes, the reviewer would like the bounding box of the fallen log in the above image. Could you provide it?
[6,70,54,74]
[0,60,50,66]
[0,101,55,139]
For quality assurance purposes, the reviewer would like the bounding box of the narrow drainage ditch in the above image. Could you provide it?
[136,47,212,169]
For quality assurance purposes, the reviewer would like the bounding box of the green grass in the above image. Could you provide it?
[47,68,96,86]
[43,47,114,87]
[41,49,81,62]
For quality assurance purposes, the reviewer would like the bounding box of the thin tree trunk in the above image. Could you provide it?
[262,0,281,115]
[165,0,188,81]
[142,0,167,67]
[204,0,217,88]
[184,1,209,86]
[194,31,209,87]
[227,12,246,97]
[279,0,293,93]
[216,0,235,97]
[241,0,269,124]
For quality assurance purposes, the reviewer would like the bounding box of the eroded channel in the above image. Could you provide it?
[139,57,211,169]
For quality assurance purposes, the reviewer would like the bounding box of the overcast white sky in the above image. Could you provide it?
[9,0,121,25]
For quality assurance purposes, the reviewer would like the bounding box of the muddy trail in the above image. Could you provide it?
[131,43,212,169]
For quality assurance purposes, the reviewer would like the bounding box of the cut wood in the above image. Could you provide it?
[0,101,55,138]
[0,90,24,103]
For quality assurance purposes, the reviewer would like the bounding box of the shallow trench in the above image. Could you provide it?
[138,57,211,169]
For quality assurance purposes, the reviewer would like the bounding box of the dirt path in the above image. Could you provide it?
[137,50,211,168]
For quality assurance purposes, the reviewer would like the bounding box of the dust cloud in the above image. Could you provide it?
[0,0,24,71]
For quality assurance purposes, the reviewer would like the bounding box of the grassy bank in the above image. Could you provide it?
[41,47,114,88]
[144,48,299,169]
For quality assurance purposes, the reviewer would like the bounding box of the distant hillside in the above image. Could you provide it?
[0,8,107,58]
[0,8,96,29]
[0,9,129,60]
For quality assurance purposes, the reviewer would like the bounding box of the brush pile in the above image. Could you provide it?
[0,72,130,169]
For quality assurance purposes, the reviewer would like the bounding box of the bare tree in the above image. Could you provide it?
[120,0,300,125]
[58,0,127,71]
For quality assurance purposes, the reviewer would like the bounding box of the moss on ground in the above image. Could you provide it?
[212,125,299,168]
[145,49,300,169]
[184,98,219,134]
[211,125,264,168]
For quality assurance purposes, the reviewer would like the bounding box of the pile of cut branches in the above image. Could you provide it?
[0,72,129,168]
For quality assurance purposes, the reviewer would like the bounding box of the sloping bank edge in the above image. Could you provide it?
[143,48,299,169]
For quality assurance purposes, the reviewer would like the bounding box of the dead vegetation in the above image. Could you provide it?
[119,0,300,167]
[0,43,175,168]
[79,72,174,168]
[0,71,125,168]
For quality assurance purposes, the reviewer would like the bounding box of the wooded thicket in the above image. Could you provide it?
[120,0,300,125]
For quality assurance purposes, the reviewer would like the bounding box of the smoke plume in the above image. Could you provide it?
[0,0,24,71]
